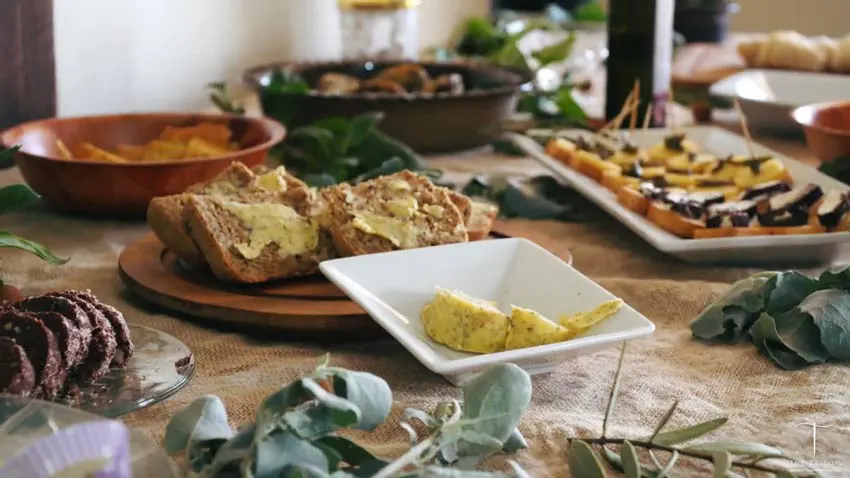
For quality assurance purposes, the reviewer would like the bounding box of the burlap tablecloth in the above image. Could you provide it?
[2,150,849,477]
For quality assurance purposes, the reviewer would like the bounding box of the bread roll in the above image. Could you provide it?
[830,34,850,73]
[759,31,830,72]
[737,39,765,67]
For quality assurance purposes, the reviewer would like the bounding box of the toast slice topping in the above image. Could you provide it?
[219,200,319,260]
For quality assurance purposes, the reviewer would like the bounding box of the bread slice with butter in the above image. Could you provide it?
[466,200,499,241]
[184,188,335,283]
[321,171,469,257]
[148,162,310,267]
[421,288,509,354]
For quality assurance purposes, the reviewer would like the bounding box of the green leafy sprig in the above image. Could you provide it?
[690,268,850,370]
[566,346,818,478]
[0,149,69,286]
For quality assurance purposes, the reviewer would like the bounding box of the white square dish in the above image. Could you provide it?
[319,238,655,385]
[709,69,850,132]
[510,126,850,265]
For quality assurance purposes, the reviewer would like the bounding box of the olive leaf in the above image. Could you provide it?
[799,289,850,361]
[684,441,784,456]
[456,363,532,457]
[0,231,69,265]
[164,395,234,454]
[651,417,728,446]
[762,271,822,316]
[567,440,605,478]
[689,272,778,342]
[621,441,641,478]
[713,451,732,478]
[253,431,330,478]
[0,184,40,214]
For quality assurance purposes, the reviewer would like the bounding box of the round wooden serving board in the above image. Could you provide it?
[118,221,574,339]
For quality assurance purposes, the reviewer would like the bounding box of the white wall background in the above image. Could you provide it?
[53,0,489,116]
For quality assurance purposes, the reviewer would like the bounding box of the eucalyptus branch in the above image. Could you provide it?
[372,436,436,478]
[601,343,627,438]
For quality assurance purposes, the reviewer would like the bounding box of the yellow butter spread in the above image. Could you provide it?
[221,201,318,259]
[352,211,419,248]
[387,178,411,192]
[423,204,444,218]
[256,169,288,192]
[386,197,418,218]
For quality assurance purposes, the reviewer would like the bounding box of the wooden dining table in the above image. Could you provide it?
[1,85,848,476]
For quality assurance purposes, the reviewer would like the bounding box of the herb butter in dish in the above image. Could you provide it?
[320,238,655,384]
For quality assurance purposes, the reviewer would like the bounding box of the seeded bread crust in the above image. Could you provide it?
[185,189,336,283]
[467,201,499,241]
[322,171,469,257]
[185,161,255,194]
[148,194,206,266]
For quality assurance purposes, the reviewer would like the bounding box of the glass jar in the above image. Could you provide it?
[338,0,421,61]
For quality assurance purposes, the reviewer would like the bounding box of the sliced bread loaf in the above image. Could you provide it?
[185,189,335,283]
[322,171,469,256]
[467,200,499,241]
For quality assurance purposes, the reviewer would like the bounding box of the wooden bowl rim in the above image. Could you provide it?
[791,100,850,138]
[242,59,529,102]
[0,112,287,167]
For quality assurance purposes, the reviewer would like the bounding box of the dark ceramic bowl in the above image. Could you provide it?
[243,60,528,153]
[1,113,286,218]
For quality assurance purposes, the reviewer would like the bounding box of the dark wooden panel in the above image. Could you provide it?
[0,0,55,130]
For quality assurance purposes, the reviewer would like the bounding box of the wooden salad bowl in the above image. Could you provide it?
[1,113,286,219]
[792,101,850,163]
[243,60,528,153]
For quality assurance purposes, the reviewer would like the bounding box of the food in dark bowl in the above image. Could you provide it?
[243,60,529,153]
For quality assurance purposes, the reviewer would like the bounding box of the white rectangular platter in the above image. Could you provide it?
[709,69,850,132]
[510,126,850,265]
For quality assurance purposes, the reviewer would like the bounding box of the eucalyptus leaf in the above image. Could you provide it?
[402,408,440,429]
[799,289,850,361]
[256,381,310,439]
[415,466,514,478]
[283,378,360,438]
[651,417,728,446]
[0,231,69,265]
[325,368,392,431]
[315,436,388,471]
[253,431,330,478]
[749,314,810,370]
[457,363,532,456]
[689,272,778,342]
[769,310,830,364]
[0,184,40,214]
[621,441,641,478]
[164,395,234,454]
[684,441,784,456]
[567,440,605,478]
[502,428,529,453]
[712,451,731,478]
[763,272,822,316]
[818,265,850,290]
[207,424,257,476]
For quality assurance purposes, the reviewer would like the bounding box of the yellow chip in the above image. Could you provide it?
[80,143,129,163]
[558,299,624,338]
[55,139,73,160]
[185,137,233,158]
[142,140,188,161]
[160,123,232,148]
[116,144,147,161]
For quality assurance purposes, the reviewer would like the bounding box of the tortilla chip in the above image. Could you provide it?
[142,140,188,161]
[116,144,147,161]
[80,143,129,163]
[160,123,232,148]
[185,137,233,158]
[55,139,73,160]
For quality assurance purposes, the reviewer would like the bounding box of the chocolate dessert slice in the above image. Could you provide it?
[0,337,36,397]
[17,295,91,364]
[65,290,133,367]
[46,291,116,381]
[0,311,64,399]
[30,311,83,371]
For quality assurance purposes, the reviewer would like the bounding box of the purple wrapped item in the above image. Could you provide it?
[0,421,131,478]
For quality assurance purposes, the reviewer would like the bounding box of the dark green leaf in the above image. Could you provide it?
[164,395,234,455]
[283,378,360,438]
[769,310,831,364]
[567,440,605,478]
[689,272,778,342]
[0,231,69,265]
[818,156,850,185]
[253,431,329,478]
[818,264,850,289]
[684,441,784,456]
[344,112,384,151]
[531,33,575,67]
[490,40,531,73]
[326,368,393,431]
[621,441,641,478]
[302,173,340,188]
[315,436,387,471]
[649,400,679,442]
[358,130,428,172]
[0,146,20,163]
[763,271,822,316]
[750,314,811,370]
[255,381,311,438]
[207,424,256,476]
[501,428,529,453]
[454,17,506,57]
[0,184,40,214]
[572,1,608,22]
[351,158,406,184]
[457,363,532,456]
[652,417,728,446]
[800,289,850,361]
[555,87,588,122]
[713,451,731,478]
